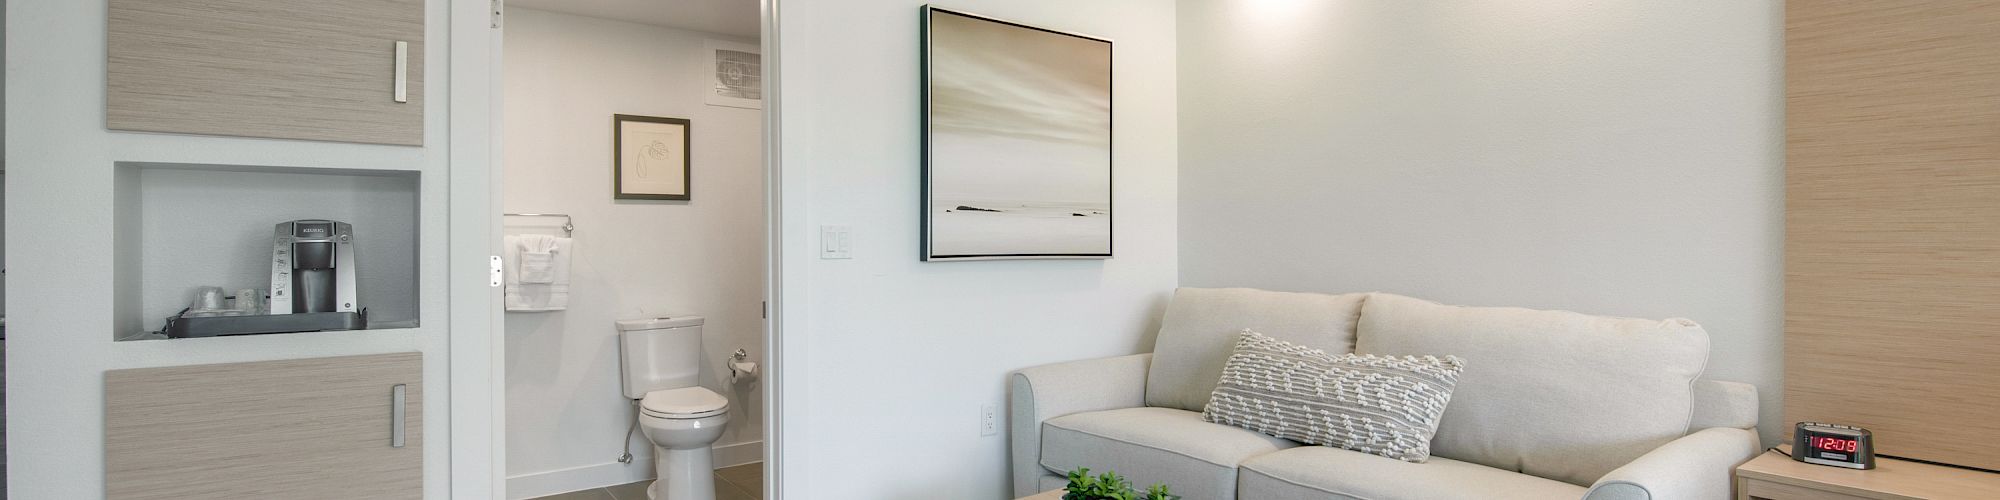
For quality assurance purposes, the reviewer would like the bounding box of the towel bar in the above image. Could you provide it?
[503,213,574,237]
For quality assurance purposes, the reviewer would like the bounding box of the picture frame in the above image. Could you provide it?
[922,6,1114,261]
[613,114,692,201]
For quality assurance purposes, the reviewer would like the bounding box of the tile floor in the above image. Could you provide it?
[531,462,762,500]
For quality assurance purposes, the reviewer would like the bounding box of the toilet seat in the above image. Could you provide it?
[640,387,728,419]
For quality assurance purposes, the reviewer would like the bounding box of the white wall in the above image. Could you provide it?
[774,0,1178,497]
[5,0,458,497]
[501,9,765,497]
[1176,1,1786,442]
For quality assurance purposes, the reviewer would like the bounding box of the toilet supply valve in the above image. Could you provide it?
[729,349,759,383]
[618,399,638,464]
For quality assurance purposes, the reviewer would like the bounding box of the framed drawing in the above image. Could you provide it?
[614,114,691,200]
[705,39,763,109]
[922,6,1113,261]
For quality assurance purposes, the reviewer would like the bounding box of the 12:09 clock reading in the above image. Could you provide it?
[1793,422,1876,469]
[1810,436,1859,453]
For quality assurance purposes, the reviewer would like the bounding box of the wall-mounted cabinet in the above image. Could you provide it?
[107,0,424,146]
[105,352,423,499]
[113,162,421,341]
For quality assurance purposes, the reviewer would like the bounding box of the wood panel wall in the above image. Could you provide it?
[1785,1,2000,471]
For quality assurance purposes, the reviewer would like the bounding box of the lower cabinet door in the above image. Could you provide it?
[105,352,422,500]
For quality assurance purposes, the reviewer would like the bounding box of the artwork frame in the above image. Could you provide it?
[704,39,763,109]
[613,114,692,201]
[922,6,1114,261]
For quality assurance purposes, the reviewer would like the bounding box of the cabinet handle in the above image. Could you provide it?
[393,41,409,104]
[390,383,408,448]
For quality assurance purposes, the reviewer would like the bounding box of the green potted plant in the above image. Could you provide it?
[1062,468,1180,500]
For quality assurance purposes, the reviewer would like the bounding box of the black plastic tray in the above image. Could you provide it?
[164,310,368,338]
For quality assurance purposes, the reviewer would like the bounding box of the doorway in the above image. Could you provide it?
[494,1,770,499]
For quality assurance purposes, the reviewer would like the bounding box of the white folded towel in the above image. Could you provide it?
[505,234,573,312]
[517,234,558,284]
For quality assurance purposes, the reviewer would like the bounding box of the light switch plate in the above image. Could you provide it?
[821,225,852,259]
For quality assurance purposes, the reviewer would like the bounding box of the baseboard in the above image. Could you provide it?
[508,460,655,500]
[713,440,764,469]
[507,440,764,499]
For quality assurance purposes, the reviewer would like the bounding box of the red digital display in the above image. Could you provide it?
[1810,436,1859,453]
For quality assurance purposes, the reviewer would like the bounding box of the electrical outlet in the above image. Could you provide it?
[981,403,999,436]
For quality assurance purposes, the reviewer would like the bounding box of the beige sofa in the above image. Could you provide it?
[1010,288,1762,500]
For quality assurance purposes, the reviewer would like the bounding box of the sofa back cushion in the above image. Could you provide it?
[1146,288,1365,412]
[1354,293,1710,486]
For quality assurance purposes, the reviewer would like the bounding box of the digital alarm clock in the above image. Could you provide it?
[1793,422,1875,469]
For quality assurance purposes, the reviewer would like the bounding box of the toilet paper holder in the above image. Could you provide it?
[729,348,758,382]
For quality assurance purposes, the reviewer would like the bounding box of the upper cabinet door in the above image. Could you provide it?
[107,0,424,146]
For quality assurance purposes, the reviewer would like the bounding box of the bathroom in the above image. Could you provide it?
[500,1,766,499]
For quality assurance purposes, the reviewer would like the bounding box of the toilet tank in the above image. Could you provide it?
[617,316,705,400]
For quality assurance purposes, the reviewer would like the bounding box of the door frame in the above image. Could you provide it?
[759,1,792,497]
[451,0,793,497]
[447,0,506,497]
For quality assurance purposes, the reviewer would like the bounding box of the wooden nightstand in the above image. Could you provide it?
[1735,446,2000,499]
[1016,490,1064,500]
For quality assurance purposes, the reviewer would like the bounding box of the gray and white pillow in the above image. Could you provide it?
[1202,330,1463,462]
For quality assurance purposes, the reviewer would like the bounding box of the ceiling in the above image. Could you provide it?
[509,0,760,38]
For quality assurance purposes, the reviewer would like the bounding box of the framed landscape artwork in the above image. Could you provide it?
[922,6,1113,261]
[614,114,691,200]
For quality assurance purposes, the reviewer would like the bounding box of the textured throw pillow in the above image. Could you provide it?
[1202,330,1464,463]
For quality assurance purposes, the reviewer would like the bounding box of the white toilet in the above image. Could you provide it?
[618,316,730,500]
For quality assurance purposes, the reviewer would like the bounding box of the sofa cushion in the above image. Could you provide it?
[1355,293,1710,486]
[1147,288,1366,412]
[1239,446,1588,500]
[1041,407,1299,500]
[1691,379,1760,430]
[1205,330,1463,462]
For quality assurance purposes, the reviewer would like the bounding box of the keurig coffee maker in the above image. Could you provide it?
[270,219,359,314]
[162,219,368,338]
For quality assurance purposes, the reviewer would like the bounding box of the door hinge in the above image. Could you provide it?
[762,301,768,319]
[489,255,504,287]
[490,0,504,29]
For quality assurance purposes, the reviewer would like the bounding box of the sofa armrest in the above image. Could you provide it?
[1009,353,1152,497]
[1582,427,1760,500]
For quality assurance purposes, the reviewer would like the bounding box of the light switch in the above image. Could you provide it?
[820,225,852,259]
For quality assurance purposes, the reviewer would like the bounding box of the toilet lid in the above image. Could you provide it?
[641,387,728,416]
